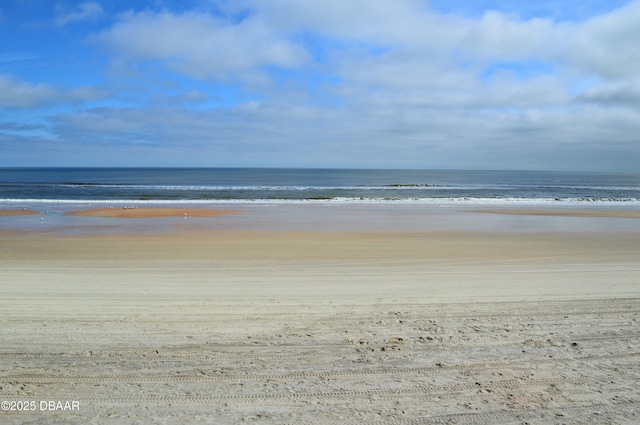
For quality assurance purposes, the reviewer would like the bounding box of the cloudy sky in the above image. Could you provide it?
[1,0,639,170]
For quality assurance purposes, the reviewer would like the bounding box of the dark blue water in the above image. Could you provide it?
[1,168,639,204]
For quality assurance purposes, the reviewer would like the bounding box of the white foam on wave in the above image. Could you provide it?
[55,184,449,191]
[3,197,639,207]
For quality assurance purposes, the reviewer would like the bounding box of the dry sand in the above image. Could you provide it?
[1,206,639,424]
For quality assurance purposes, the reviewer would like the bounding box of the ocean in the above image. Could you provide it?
[1,168,639,205]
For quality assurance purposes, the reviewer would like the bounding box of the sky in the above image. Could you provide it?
[1,0,639,171]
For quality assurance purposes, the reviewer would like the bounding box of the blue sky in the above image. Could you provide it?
[1,0,639,170]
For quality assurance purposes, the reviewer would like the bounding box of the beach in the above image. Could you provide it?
[1,204,639,424]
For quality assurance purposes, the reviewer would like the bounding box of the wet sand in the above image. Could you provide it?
[0,209,39,216]
[64,207,245,219]
[465,208,640,219]
[1,205,639,424]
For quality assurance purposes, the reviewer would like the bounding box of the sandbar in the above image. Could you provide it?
[64,207,245,218]
[0,209,39,216]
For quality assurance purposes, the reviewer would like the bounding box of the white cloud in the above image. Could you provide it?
[98,11,309,81]
[7,0,640,170]
[92,1,640,113]
[577,81,640,108]
[55,2,104,27]
[254,0,640,82]
[0,75,59,108]
[45,94,639,170]
[250,0,551,58]
[247,0,436,42]
[0,74,108,108]
[558,0,640,79]
[462,12,555,60]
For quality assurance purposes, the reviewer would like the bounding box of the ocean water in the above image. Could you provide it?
[0,168,639,205]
